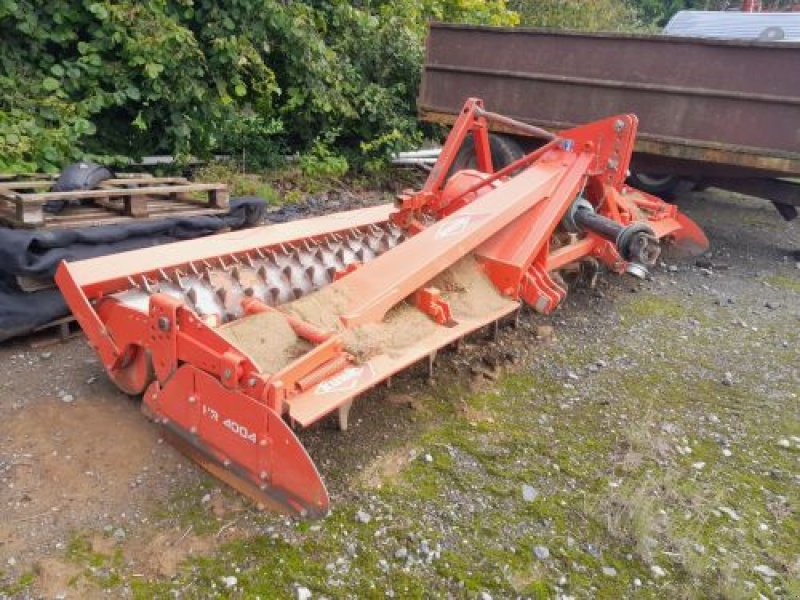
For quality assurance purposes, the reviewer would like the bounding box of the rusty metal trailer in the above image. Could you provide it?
[419,23,800,219]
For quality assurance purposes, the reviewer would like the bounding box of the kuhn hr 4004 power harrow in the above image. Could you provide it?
[56,99,707,517]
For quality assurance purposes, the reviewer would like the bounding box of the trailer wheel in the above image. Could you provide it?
[628,172,681,197]
[448,133,525,177]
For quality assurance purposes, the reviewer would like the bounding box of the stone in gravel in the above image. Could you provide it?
[634,578,642,587]
[394,547,408,560]
[7,557,16,566]
[566,371,579,381]
[765,301,779,310]
[423,453,433,463]
[295,586,312,600]
[753,565,778,578]
[40,352,53,360]
[479,593,493,600]
[722,448,732,457]
[602,566,617,577]
[533,545,550,560]
[722,372,734,386]
[777,439,791,448]
[113,528,126,541]
[693,543,706,554]
[585,543,601,558]
[696,258,713,269]
[522,484,538,502]
[719,507,741,521]
[222,576,237,588]
[535,325,554,340]
[692,462,706,470]
[651,565,666,578]
[386,393,415,408]
[61,394,75,403]
[355,510,371,524]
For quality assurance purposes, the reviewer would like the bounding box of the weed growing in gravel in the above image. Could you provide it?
[66,533,125,589]
[0,570,34,595]
[766,274,800,293]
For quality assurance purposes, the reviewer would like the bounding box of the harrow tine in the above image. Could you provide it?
[428,350,437,379]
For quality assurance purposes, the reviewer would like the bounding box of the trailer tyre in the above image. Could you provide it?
[628,172,681,197]
[448,133,525,177]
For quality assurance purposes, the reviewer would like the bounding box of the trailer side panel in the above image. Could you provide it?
[419,24,800,177]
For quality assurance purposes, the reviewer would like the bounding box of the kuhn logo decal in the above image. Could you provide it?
[434,213,487,240]
[315,365,372,395]
[435,215,472,240]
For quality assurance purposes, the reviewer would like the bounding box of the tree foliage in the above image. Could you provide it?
[509,0,639,31]
[511,1,800,31]
[0,0,516,172]
[4,0,775,173]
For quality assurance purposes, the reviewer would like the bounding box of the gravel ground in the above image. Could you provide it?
[0,187,797,599]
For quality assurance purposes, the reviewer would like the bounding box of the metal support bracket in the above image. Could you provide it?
[414,287,456,326]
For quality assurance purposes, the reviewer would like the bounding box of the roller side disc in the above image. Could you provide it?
[109,346,154,395]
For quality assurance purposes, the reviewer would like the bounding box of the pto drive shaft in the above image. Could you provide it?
[564,198,661,277]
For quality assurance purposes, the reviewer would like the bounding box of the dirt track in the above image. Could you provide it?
[0,188,798,599]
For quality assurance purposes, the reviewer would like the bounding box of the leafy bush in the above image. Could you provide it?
[0,0,516,173]
[3,0,725,175]
[299,141,350,180]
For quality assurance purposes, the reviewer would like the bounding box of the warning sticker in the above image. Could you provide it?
[315,364,374,395]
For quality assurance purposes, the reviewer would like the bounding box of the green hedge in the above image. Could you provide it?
[0,0,516,172]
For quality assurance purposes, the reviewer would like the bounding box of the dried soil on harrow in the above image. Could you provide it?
[1,188,798,598]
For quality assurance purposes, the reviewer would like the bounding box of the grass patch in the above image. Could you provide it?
[619,295,691,320]
[0,570,34,596]
[65,532,125,589]
[765,274,800,293]
[194,162,280,204]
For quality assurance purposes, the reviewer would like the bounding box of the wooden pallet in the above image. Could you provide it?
[28,315,83,348]
[0,176,229,229]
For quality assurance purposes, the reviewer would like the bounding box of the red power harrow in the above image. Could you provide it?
[56,99,708,517]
